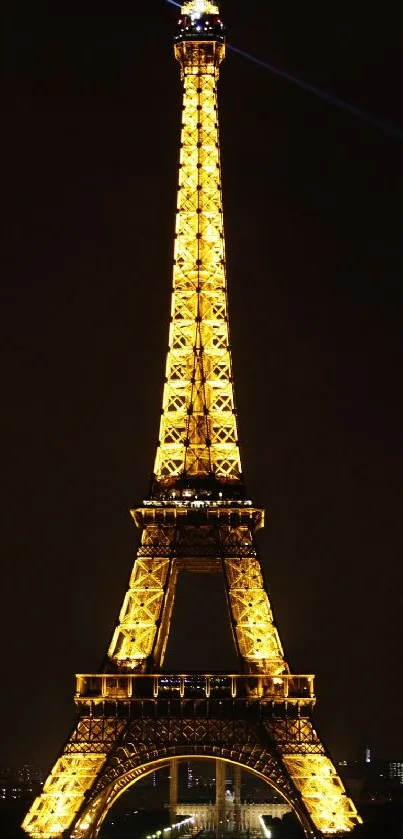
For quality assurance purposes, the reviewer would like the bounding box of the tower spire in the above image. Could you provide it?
[152,0,242,497]
[181,0,220,16]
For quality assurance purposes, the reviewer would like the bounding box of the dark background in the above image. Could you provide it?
[2,0,402,772]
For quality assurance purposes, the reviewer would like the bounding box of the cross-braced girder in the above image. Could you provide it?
[107,508,288,674]
[22,693,360,839]
[153,28,241,489]
[22,4,362,838]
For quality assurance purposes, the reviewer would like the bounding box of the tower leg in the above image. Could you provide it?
[216,760,226,838]
[23,708,359,838]
[170,759,178,825]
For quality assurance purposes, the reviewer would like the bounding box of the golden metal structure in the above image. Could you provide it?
[154,10,239,486]
[22,2,362,836]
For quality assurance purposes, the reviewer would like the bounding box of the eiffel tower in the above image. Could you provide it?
[22,2,362,837]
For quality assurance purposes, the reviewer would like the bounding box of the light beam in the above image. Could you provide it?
[228,44,403,140]
[165,0,403,140]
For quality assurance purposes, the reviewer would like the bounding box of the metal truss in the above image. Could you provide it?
[23,523,361,838]
[107,511,288,674]
[23,697,360,838]
[22,2,362,837]
[153,8,241,486]
[21,717,125,839]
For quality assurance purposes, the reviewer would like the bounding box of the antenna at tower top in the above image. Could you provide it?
[181,0,219,16]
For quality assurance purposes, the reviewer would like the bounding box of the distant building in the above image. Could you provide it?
[0,765,44,801]
[389,761,403,785]
[338,756,403,805]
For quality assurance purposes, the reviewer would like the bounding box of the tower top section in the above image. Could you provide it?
[181,1,220,16]
[151,0,241,498]
[175,0,225,65]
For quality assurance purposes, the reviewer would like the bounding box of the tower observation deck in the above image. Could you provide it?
[21,2,362,837]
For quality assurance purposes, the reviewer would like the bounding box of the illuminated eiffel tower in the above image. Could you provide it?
[22,2,361,837]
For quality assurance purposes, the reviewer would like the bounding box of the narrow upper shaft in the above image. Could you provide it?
[152,5,243,501]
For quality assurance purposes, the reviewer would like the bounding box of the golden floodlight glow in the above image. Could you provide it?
[181,0,219,15]
[153,28,240,485]
[22,3,362,837]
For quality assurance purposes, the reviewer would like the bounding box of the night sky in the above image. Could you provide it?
[2,2,402,773]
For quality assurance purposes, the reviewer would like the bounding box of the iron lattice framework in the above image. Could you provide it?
[22,2,361,837]
[154,9,240,486]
